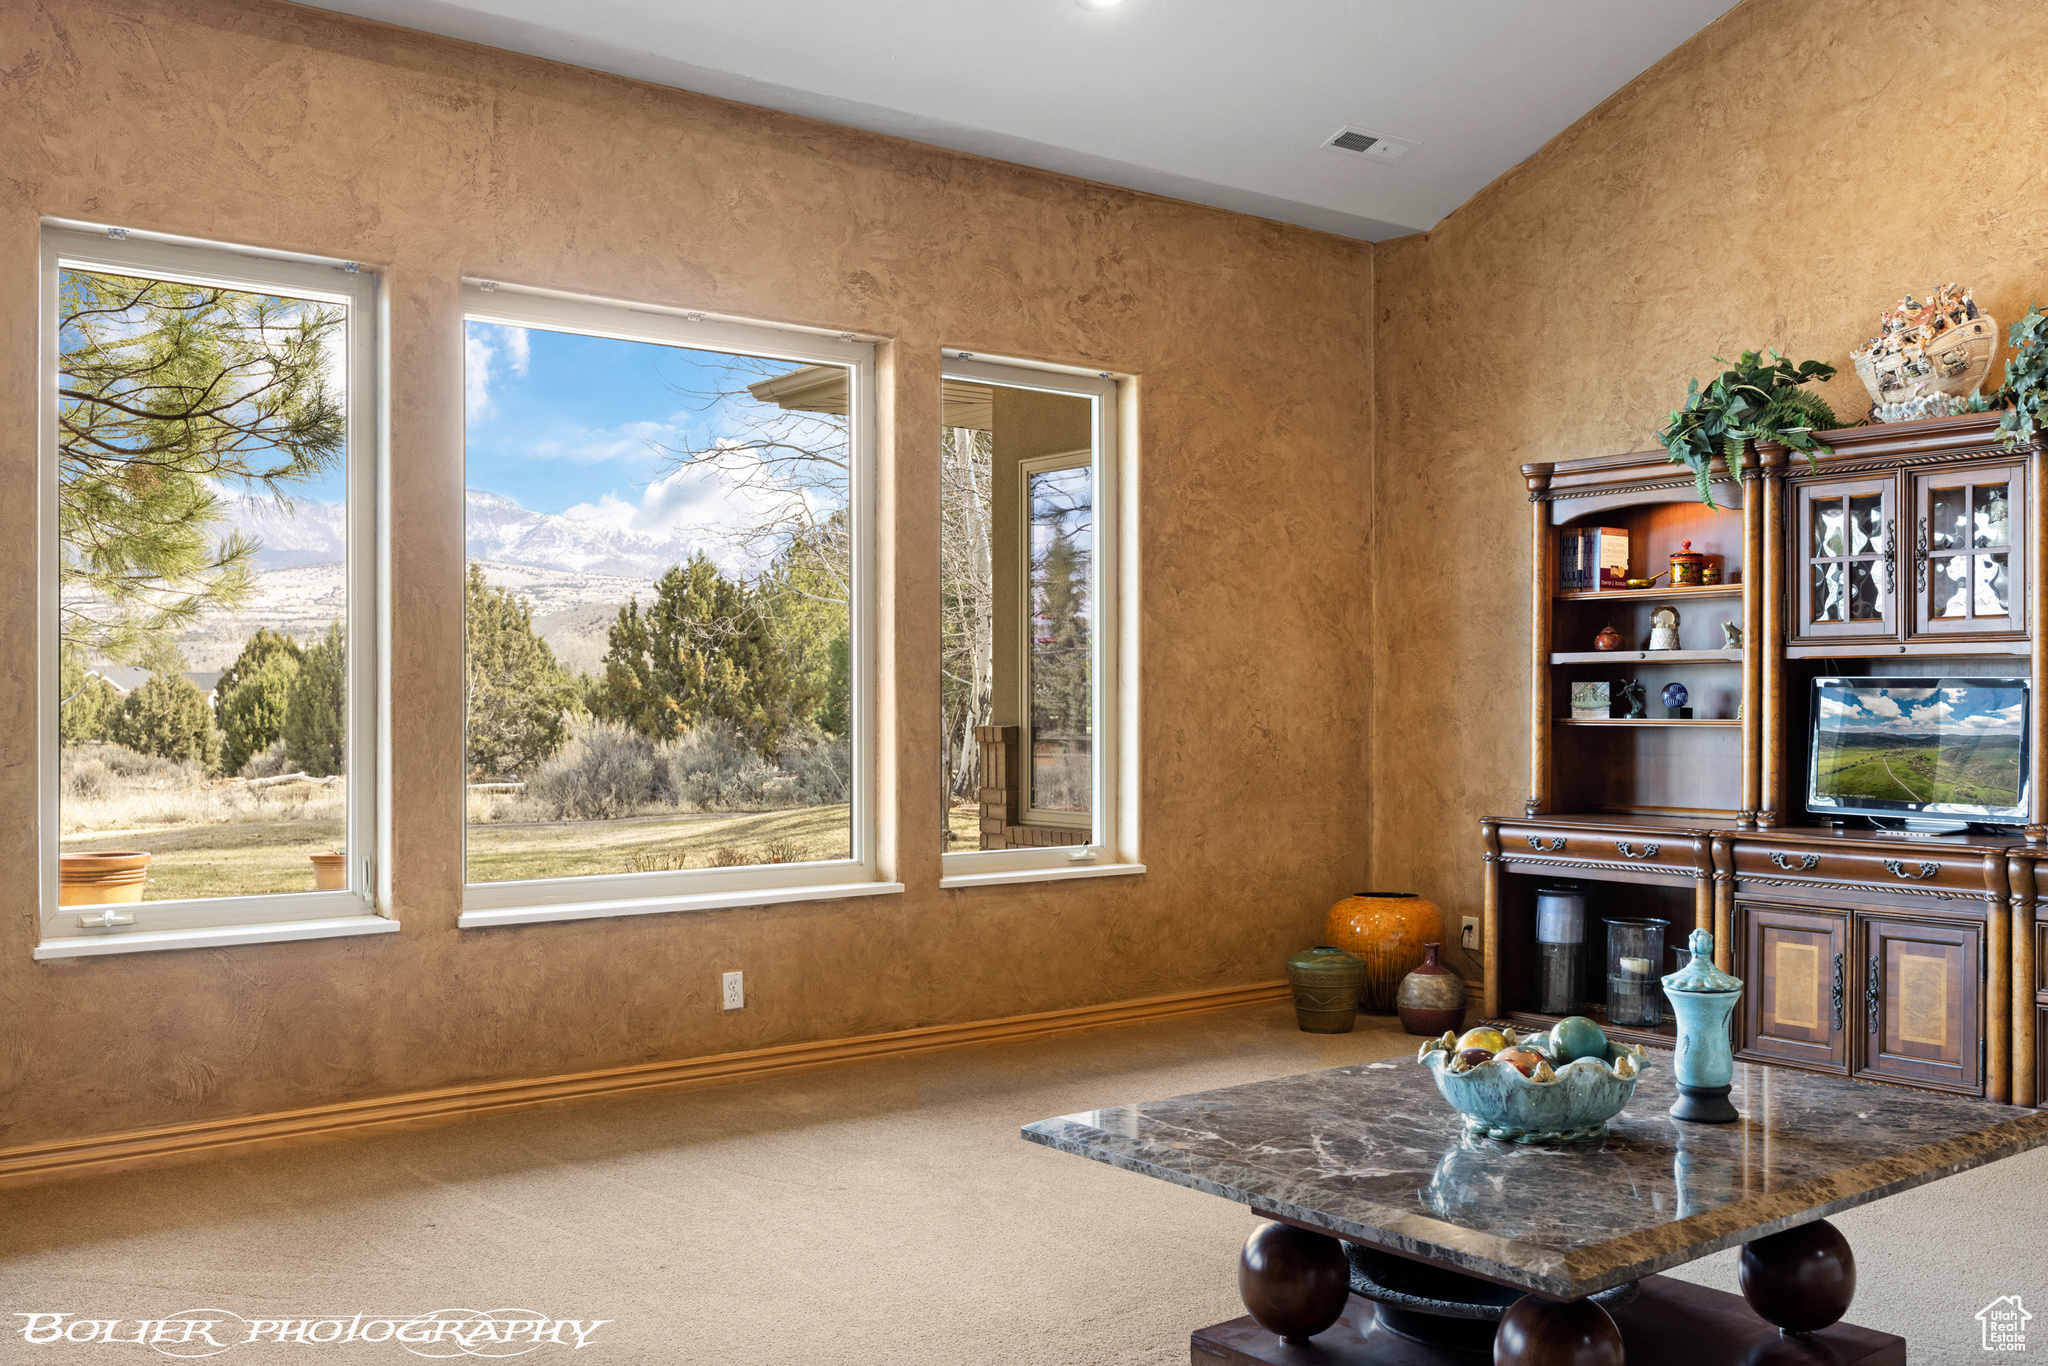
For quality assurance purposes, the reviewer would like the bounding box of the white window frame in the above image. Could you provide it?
[1017,449,1094,830]
[36,224,390,958]
[938,356,1141,888]
[456,282,895,928]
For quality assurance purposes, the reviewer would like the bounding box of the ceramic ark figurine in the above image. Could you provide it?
[1662,929,1743,1123]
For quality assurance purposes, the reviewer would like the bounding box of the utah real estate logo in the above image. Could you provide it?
[1978,1295,2031,1352]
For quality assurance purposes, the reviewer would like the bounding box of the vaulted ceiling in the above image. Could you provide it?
[311,0,1739,241]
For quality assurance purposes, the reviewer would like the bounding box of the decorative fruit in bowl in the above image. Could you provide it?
[1416,1020,1648,1145]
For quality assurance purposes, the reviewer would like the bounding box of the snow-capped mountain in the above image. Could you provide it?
[461,490,709,579]
[223,490,708,579]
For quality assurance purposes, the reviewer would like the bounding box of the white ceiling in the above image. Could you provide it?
[310,0,1738,241]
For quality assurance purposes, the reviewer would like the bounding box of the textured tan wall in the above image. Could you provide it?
[1371,0,2048,979]
[0,0,1374,1146]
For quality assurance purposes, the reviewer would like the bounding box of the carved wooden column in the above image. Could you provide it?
[1759,444,1787,827]
[1739,445,1762,828]
[1711,834,1735,974]
[1985,851,2011,1105]
[1525,464,1555,817]
[2009,852,2037,1108]
[1691,835,1713,938]
[2031,441,2047,845]
[1480,817,1503,1018]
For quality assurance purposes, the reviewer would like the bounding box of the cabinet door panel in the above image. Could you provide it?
[1858,916,1982,1093]
[1738,904,1847,1071]
[1910,463,2026,639]
[1792,478,1898,643]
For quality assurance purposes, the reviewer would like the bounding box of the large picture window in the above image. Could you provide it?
[38,226,384,956]
[458,285,884,926]
[938,357,1134,884]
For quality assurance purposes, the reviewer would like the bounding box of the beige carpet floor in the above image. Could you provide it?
[1,1003,2042,1364]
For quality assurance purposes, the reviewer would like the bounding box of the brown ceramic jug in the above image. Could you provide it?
[1396,942,1466,1037]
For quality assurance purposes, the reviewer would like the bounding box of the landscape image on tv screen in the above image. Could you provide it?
[1813,682,2025,810]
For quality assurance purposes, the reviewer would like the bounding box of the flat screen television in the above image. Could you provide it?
[1808,676,2030,828]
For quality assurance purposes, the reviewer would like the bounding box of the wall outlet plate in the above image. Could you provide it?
[721,971,744,1010]
[1460,917,1479,952]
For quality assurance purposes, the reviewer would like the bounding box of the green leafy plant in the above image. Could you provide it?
[1658,349,1841,507]
[1996,305,2048,448]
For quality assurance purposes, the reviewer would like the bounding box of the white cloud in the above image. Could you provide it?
[1942,687,1971,703]
[1887,687,1938,701]
[1909,701,1955,725]
[465,332,494,419]
[501,325,530,377]
[1862,694,1903,719]
[529,418,685,466]
[1819,696,1863,718]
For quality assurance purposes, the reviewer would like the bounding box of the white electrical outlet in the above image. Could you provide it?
[1460,917,1480,952]
[721,971,744,1010]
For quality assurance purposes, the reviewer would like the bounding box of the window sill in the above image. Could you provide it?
[458,879,907,929]
[33,914,400,960]
[939,862,1146,890]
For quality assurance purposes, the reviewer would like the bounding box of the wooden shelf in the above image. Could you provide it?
[1555,583,1743,602]
[1557,717,1740,727]
[1549,649,1741,664]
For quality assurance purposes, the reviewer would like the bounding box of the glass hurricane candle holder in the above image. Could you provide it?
[1605,918,1669,1028]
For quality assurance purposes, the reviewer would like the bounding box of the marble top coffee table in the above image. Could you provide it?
[1023,1054,2048,1364]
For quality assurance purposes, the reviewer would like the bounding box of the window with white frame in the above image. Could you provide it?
[38,226,384,956]
[457,284,885,927]
[938,357,1134,881]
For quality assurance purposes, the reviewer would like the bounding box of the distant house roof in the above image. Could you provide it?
[747,363,994,430]
[89,667,222,696]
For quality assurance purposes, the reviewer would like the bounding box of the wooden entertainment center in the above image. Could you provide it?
[1483,413,2045,1107]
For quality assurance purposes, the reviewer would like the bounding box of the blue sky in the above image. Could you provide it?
[1818,684,2025,736]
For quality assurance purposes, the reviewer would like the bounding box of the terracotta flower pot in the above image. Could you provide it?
[58,851,151,906]
[1397,942,1467,1037]
[1325,891,1446,1015]
[310,852,347,891]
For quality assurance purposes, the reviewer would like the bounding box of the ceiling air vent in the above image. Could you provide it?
[1324,127,1417,161]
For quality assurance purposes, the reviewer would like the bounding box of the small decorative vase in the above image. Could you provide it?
[1593,624,1623,651]
[57,851,151,906]
[1326,892,1446,1014]
[1396,942,1466,1037]
[1662,928,1743,1123]
[1286,945,1366,1034]
[310,852,347,891]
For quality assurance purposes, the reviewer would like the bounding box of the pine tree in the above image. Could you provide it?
[591,553,814,758]
[110,642,222,772]
[465,564,578,780]
[283,621,346,777]
[58,647,120,746]
[215,628,305,775]
[59,270,344,663]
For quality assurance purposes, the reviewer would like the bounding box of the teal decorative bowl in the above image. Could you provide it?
[1416,1029,1649,1145]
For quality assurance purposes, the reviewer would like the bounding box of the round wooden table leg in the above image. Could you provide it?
[1493,1295,1625,1365]
[1237,1222,1350,1344]
[1738,1218,1856,1333]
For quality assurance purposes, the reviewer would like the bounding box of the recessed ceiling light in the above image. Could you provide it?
[1076,0,1127,9]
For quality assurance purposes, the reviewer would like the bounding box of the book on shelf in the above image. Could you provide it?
[1559,527,1629,591]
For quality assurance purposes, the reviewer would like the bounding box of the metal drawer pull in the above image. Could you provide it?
[1831,953,1845,1032]
[1616,841,1659,860]
[1768,851,1820,872]
[1525,836,1566,852]
[1883,859,1939,880]
[1867,955,1881,1035]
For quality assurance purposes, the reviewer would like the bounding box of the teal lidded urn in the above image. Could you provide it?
[1662,928,1743,1123]
[1286,945,1366,1034]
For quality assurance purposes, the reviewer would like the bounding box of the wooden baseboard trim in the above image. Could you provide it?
[0,979,1290,1190]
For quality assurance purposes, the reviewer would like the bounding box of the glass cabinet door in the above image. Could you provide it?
[1791,477,1897,643]
[1911,463,2026,638]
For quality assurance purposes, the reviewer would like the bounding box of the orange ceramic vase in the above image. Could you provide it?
[1325,891,1446,1015]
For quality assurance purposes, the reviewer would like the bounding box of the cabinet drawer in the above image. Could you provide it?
[1732,841,1990,900]
[1500,824,1697,876]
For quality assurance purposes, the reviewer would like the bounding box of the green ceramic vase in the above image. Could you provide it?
[1286,945,1366,1034]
